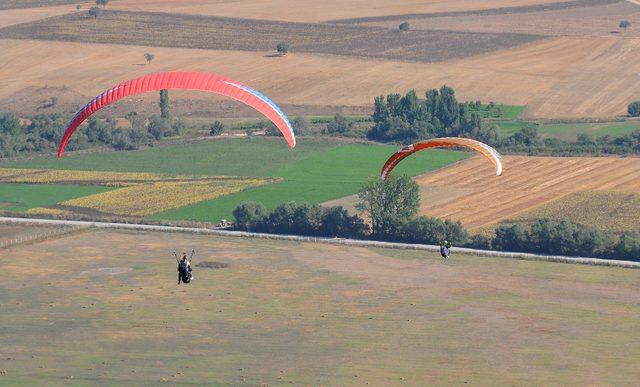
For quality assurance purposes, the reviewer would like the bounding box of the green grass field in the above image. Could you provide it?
[0,138,468,221]
[2,228,639,384]
[472,104,525,120]
[494,120,640,141]
[0,183,112,212]
[154,144,467,221]
[3,138,338,177]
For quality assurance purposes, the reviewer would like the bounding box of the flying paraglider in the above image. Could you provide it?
[380,137,504,180]
[57,71,296,157]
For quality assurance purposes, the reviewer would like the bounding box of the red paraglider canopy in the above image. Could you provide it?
[57,71,296,157]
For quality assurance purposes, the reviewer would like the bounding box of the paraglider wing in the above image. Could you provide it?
[380,137,504,180]
[57,72,296,157]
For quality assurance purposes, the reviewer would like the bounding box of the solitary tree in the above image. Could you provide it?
[620,20,631,32]
[210,120,225,136]
[88,6,101,18]
[276,42,289,56]
[96,0,109,8]
[628,101,640,117]
[144,52,155,65]
[356,175,420,238]
[399,22,410,31]
[159,89,169,118]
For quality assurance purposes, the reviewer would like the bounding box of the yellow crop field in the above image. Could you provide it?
[26,207,72,216]
[0,167,270,217]
[0,167,199,186]
[59,179,266,216]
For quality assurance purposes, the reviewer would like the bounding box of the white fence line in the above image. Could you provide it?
[0,224,85,249]
[1,216,639,269]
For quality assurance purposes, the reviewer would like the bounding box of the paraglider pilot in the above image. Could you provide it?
[174,250,194,284]
[440,240,451,259]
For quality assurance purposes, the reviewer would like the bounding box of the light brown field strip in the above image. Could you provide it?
[415,155,640,229]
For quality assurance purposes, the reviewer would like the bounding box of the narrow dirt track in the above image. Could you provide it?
[416,155,640,229]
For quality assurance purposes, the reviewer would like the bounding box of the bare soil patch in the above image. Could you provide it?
[413,155,640,230]
[0,10,542,63]
[195,261,229,269]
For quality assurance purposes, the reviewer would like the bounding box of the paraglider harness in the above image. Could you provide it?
[440,240,451,259]
[174,250,194,284]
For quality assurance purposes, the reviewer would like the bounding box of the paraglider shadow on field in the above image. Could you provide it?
[195,261,229,269]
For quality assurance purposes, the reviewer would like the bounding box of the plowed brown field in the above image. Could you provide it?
[415,155,640,230]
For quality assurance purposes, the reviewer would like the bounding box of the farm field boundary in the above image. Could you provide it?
[0,224,85,249]
[2,216,638,269]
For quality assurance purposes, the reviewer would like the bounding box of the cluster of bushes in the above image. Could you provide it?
[367,86,498,144]
[0,112,74,157]
[491,220,640,261]
[499,126,640,156]
[0,111,185,158]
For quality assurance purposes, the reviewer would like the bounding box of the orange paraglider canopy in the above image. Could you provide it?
[381,137,504,180]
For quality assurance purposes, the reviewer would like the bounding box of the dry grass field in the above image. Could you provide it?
[414,155,640,230]
[108,0,572,23]
[510,190,640,233]
[359,1,640,37]
[1,36,640,118]
[0,11,541,63]
[1,228,639,384]
[0,223,62,244]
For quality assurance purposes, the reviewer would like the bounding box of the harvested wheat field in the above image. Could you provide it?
[108,0,570,23]
[0,4,78,28]
[2,36,640,118]
[1,228,639,384]
[414,155,640,230]
[511,190,640,233]
[361,1,640,38]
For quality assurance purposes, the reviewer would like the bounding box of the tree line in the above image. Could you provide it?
[367,87,640,157]
[0,110,185,157]
[231,175,639,261]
